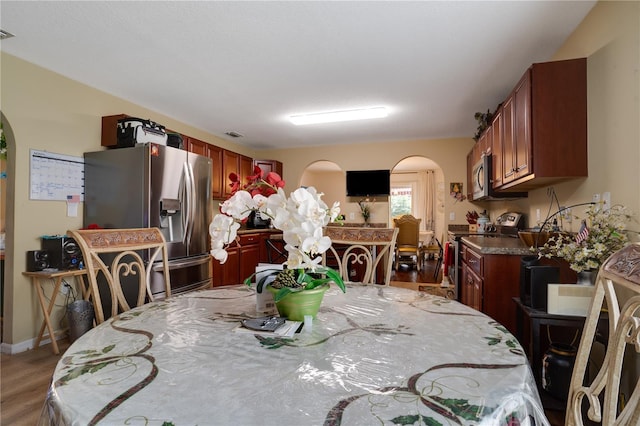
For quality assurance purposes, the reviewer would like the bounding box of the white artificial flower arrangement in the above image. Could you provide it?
[209,169,345,301]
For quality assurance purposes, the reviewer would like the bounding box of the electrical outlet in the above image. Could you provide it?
[449,212,455,221]
[349,212,355,220]
[602,192,611,208]
[592,193,601,203]
[61,284,70,295]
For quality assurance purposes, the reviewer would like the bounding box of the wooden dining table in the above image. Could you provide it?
[40,284,549,425]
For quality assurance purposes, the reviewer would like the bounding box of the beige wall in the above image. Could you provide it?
[484,1,639,230]
[1,0,638,352]
[0,53,255,351]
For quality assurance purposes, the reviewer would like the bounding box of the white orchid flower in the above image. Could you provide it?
[221,190,254,220]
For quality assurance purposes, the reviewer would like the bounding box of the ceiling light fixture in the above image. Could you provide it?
[0,29,15,40]
[289,106,388,125]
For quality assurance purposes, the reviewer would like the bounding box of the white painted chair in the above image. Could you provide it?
[68,228,172,324]
[323,227,399,285]
[565,242,640,425]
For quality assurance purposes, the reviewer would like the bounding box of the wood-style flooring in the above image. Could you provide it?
[1,339,71,425]
[1,259,563,425]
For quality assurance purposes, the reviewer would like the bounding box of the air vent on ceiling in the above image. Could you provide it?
[0,29,15,40]
[225,131,243,138]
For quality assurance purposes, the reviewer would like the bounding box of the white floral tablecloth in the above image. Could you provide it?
[41,284,549,426]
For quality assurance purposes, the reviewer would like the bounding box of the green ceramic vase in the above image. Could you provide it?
[267,285,328,321]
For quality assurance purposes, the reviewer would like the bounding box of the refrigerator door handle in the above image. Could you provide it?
[152,254,211,271]
[183,162,195,249]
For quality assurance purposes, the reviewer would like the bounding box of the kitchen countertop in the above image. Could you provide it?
[460,235,534,256]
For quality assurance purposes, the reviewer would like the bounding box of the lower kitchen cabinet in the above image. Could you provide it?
[212,230,283,287]
[460,243,523,334]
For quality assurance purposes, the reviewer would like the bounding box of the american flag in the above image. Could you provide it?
[576,219,589,244]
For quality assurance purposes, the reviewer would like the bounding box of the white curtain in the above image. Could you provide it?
[423,170,435,231]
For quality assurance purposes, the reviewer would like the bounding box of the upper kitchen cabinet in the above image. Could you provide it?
[185,137,224,199]
[498,58,587,190]
[490,107,503,189]
[101,114,128,147]
[253,159,283,177]
[222,150,253,199]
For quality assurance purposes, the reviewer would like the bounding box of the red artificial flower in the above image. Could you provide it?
[228,172,241,194]
[264,172,285,189]
[245,166,263,185]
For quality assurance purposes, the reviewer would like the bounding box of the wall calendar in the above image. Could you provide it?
[30,149,84,201]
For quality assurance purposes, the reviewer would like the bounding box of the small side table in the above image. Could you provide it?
[23,269,89,354]
[512,297,587,388]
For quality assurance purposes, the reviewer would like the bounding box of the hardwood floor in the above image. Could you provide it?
[390,258,441,284]
[1,339,70,425]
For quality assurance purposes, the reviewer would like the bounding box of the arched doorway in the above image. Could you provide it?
[300,160,345,215]
[391,156,444,240]
[390,156,445,285]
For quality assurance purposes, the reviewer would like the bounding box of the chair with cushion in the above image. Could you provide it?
[565,242,640,425]
[68,228,172,324]
[393,215,422,271]
[323,227,398,285]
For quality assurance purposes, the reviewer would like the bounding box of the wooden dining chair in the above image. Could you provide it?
[565,242,640,426]
[393,215,422,271]
[68,228,172,324]
[323,227,398,285]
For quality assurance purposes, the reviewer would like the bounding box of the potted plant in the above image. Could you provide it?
[209,167,346,319]
[537,204,631,284]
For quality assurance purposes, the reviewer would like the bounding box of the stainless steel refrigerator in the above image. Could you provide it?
[83,143,212,299]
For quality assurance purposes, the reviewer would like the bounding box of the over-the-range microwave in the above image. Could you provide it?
[471,154,527,201]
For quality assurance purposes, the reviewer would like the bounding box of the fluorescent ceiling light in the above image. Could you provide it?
[290,107,388,125]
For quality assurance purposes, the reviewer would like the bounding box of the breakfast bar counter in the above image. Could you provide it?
[41,284,548,425]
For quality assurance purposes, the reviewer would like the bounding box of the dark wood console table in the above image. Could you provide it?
[512,297,587,388]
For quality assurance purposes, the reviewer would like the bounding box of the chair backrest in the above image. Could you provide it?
[68,228,171,324]
[323,227,399,285]
[393,215,421,247]
[566,242,640,426]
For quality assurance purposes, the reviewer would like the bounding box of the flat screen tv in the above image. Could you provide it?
[346,169,391,197]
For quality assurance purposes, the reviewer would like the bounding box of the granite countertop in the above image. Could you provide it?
[460,235,535,256]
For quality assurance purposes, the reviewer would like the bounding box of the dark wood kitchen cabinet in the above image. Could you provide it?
[468,58,587,193]
[185,137,224,199]
[253,159,283,177]
[222,151,254,198]
[460,243,522,334]
[461,245,483,312]
[501,72,531,185]
[490,107,503,188]
[498,58,587,190]
[212,231,286,287]
[212,233,261,287]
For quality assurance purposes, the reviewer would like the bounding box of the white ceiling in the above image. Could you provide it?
[1,1,596,150]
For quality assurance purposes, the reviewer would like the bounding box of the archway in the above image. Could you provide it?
[391,156,445,241]
[300,160,346,216]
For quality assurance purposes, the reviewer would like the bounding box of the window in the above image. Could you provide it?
[390,185,413,218]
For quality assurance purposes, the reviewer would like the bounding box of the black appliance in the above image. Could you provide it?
[41,236,83,270]
[26,250,50,272]
[521,262,560,310]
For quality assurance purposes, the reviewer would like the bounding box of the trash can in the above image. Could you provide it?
[67,300,94,342]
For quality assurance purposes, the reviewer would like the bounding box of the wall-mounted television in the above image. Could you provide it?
[346,169,391,197]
